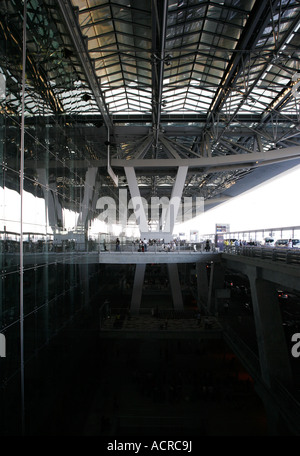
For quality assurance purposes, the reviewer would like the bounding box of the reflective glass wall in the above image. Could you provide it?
[0,1,107,435]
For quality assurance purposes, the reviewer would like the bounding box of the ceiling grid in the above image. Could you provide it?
[1,0,300,208]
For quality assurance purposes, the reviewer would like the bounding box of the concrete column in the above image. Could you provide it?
[196,262,209,309]
[207,261,225,315]
[167,264,184,311]
[125,166,188,242]
[131,264,146,314]
[248,267,293,390]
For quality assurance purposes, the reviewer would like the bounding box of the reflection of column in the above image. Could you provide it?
[37,169,63,230]
[0,275,2,330]
[77,168,98,230]
[69,263,75,317]
[167,264,184,311]
[248,267,293,390]
[207,262,225,315]
[91,179,101,221]
[196,262,209,309]
[131,264,146,314]
[49,183,63,228]
[80,263,90,307]
[43,264,49,344]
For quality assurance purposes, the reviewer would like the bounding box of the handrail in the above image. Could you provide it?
[100,241,217,254]
[223,245,300,265]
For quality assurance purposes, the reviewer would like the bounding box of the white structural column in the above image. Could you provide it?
[163,166,188,235]
[125,166,188,241]
[131,264,146,314]
[126,166,187,313]
[167,264,184,311]
[124,167,149,234]
[76,167,98,229]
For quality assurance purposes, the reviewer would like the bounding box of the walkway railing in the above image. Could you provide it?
[100,242,216,254]
[223,245,300,265]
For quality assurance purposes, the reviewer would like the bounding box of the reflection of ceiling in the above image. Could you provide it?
[1,0,300,208]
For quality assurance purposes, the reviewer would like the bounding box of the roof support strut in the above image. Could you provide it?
[57,0,113,130]
[152,0,168,155]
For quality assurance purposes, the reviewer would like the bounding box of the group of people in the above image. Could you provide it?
[224,239,257,247]
[135,239,178,252]
[160,241,177,252]
[115,237,178,252]
[136,238,148,252]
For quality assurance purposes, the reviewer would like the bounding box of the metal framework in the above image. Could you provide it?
[1,0,300,209]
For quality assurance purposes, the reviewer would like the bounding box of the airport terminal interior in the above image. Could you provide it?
[1,0,300,436]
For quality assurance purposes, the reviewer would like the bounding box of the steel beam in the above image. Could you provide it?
[134,135,155,159]
[207,0,275,123]
[152,0,168,151]
[119,146,300,170]
[57,0,113,130]
[22,145,300,172]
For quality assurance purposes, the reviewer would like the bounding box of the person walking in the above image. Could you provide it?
[116,238,120,251]
[143,238,148,251]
